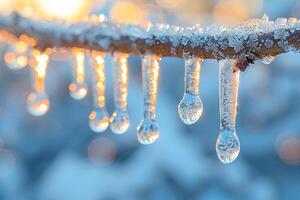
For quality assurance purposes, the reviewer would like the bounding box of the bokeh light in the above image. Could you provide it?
[31,0,92,22]
[88,137,117,165]
[110,1,144,24]
[213,0,262,25]
[277,135,300,165]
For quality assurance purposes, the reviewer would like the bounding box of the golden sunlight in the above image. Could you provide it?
[31,0,92,22]
[110,1,144,24]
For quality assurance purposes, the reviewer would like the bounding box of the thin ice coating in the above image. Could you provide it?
[216,59,240,164]
[137,56,160,144]
[109,53,130,134]
[178,53,203,125]
[88,51,109,133]
[27,49,50,116]
[69,48,88,100]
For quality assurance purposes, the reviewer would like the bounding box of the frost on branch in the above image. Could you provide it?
[2,11,300,164]
[1,12,300,71]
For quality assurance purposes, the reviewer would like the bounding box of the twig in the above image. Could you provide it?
[1,12,300,71]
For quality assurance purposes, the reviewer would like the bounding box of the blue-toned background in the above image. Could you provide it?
[0,0,299,199]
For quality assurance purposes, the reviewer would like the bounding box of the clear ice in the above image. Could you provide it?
[69,48,88,100]
[216,60,240,164]
[178,52,203,125]
[27,50,50,116]
[109,53,130,134]
[137,56,160,144]
[88,51,109,133]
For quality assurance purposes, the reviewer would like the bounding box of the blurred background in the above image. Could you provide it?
[0,0,299,200]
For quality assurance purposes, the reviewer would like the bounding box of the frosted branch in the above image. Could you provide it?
[1,12,300,71]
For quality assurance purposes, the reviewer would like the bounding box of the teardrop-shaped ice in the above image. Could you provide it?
[178,93,203,125]
[110,53,130,134]
[69,48,88,100]
[27,50,50,116]
[216,59,240,164]
[69,82,88,100]
[178,53,203,124]
[88,51,109,133]
[137,56,160,144]
[27,92,50,116]
[216,128,240,164]
[137,117,159,144]
[89,108,110,132]
[110,110,130,134]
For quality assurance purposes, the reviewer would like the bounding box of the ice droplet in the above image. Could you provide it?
[216,59,240,164]
[110,53,130,134]
[261,55,274,64]
[216,129,240,164]
[88,51,109,132]
[27,92,50,116]
[89,109,110,132]
[4,41,29,70]
[27,50,50,116]
[137,56,160,144]
[69,48,88,100]
[178,53,203,125]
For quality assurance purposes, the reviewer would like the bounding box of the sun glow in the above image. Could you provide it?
[32,0,92,22]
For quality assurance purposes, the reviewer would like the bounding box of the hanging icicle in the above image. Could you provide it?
[178,52,203,125]
[3,35,35,70]
[137,55,160,144]
[27,49,50,116]
[216,59,240,164]
[88,51,110,132]
[109,53,130,134]
[69,48,88,100]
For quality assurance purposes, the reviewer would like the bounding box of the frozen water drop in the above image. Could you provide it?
[261,56,274,64]
[70,48,88,100]
[217,59,241,164]
[178,53,203,124]
[88,51,109,133]
[27,49,50,116]
[27,92,49,116]
[89,109,110,132]
[137,56,160,144]
[110,53,130,134]
[137,118,159,144]
[178,93,203,125]
[216,129,240,164]
[110,111,130,134]
[69,82,88,100]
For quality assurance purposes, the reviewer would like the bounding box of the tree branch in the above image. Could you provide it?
[1,12,300,71]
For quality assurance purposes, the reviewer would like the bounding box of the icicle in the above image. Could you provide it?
[261,55,274,64]
[109,53,130,134]
[137,56,160,144]
[69,48,88,100]
[88,51,110,132]
[178,52,203,125]
[4,40,29,70]
[27,49,50,116]
[216,60,240,164]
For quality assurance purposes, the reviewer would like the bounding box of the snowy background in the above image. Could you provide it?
[0,0,300,200]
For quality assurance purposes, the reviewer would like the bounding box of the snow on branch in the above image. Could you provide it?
[1,12,300,70]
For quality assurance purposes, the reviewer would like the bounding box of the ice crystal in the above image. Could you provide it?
[228,36,244,53]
